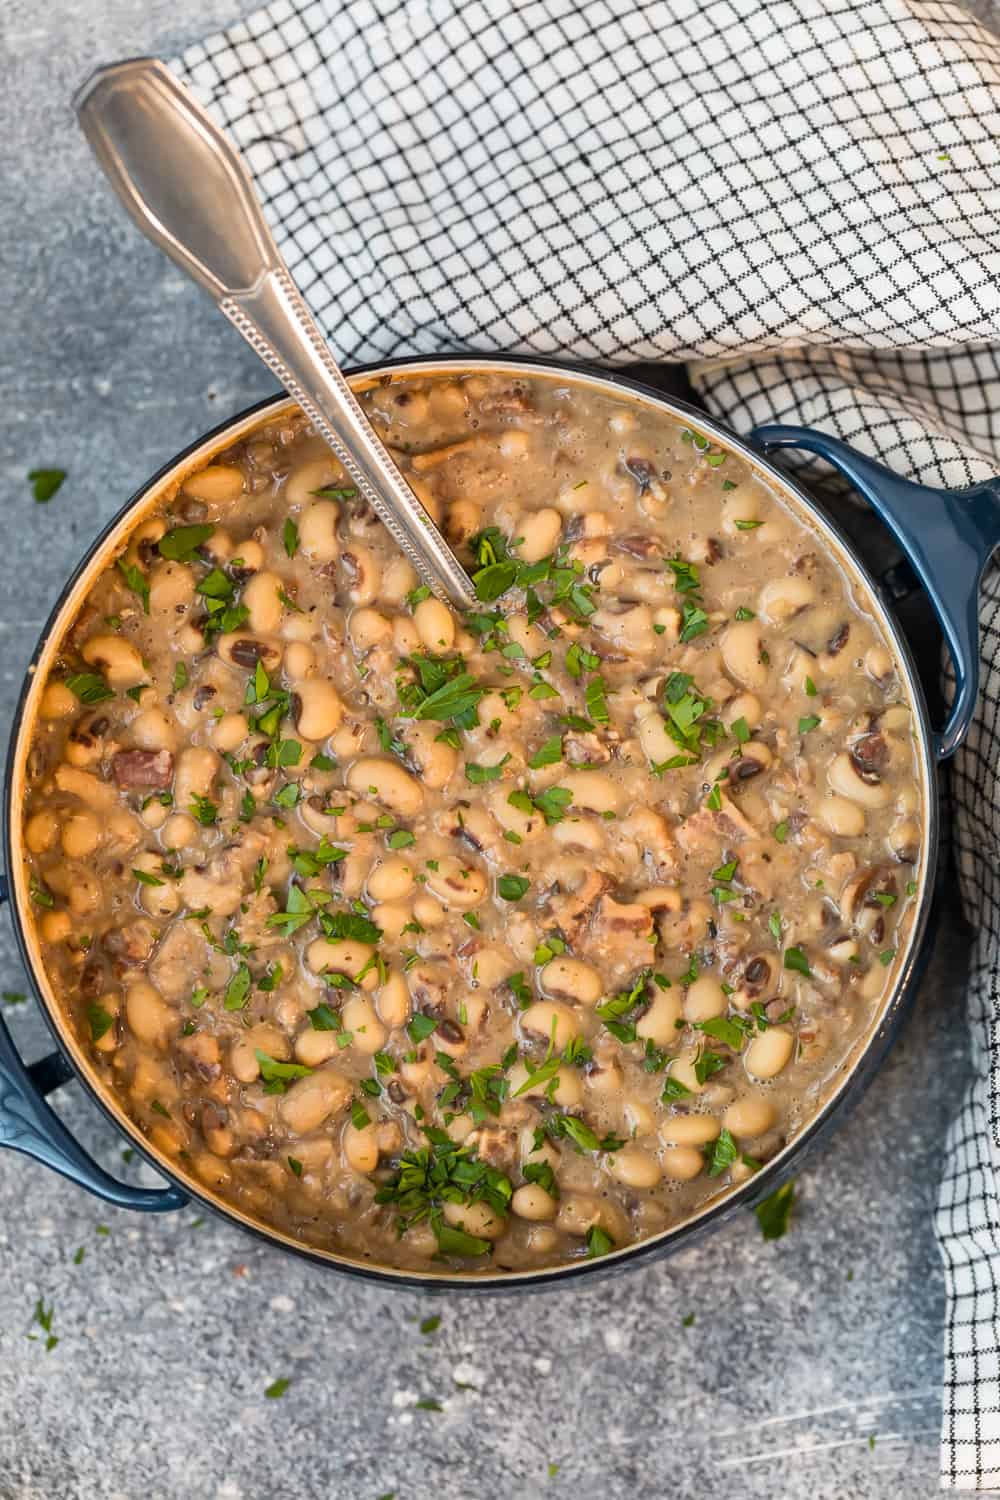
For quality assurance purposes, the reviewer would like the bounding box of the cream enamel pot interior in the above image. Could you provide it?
[4,354,999,1291]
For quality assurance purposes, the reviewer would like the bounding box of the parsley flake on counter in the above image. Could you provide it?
[755,1180,795,1240]
[420,1315,441,1335]
[28,468,66,503]
[264,1378,290,1399]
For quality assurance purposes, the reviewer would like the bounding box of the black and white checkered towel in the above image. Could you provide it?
[171,0,1000,1483]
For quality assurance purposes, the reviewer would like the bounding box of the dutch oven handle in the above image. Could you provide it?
[751,425,1000,761]
[0,875,187,1211]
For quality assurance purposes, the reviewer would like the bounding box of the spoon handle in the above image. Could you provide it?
[74,58,477,609]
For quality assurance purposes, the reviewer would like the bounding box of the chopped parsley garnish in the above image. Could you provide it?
[773,819,789,843]
[256,1052,312,1088]
[465,756,509,784]
[565,642,600,680]
[527,735,563,770]
[798,714,821,735]
[117,558,150,615]
[783,946,811,977]
[374,1126,512,1253]
[584,676,610,725]
[388,828,416,849]
[679,602,710,642]
[705,1127,740,1177]
[498,874,530,902]
[189,794,218,826]
[158,523,214,561]
[87,1004,114,1042]
[223,963,252,1011]
[398,653,486,726]
[65,672,113,705]
[734,605,755,621]
[596,969,651,1044]
[282,518,299,558]
[319,909,382,944]
[585,1225,614,1258]
[408,1013,438,1043]
[267,885,319,937]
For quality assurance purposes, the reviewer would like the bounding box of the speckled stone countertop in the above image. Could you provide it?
[0,2,982,1496]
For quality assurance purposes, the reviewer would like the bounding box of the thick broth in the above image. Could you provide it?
[21,370,922,1272]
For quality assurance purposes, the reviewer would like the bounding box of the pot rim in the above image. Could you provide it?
[2,353,939,1290]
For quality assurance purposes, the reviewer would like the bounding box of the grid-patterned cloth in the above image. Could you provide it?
[170,0,1000,1483]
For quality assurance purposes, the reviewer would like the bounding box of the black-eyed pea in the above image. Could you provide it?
[294,679,343,741]
[888,817,920,861]
[661,1113,720,1147]
[393,616,420,655]
[442,499,480,548]
[81,634,145,690]
[593,603,655,653]
[540,956,602,1006]
[684,975,726,1023]
[25,811,58,854]
[758,575,816,624]
[162,812,198,849]
[512,1183,557,1220]
[745,1027,794,1079]
[660,1145,705,1181]
[561,770,619,815]
[347,756,423,818]
[585,1056,624,1096]
[340,543,381,606]
[306,937,376,986]
[148,561,195,615]
[209,712,248,753]
[40,909,72,944]
[375,970,410,1029]
[66,870,101,916]
[442,1197,506,1240]
[635,703,675,767]
[827,936,860,966]
[231,1023,290,1083]
[279,1067,352,1133]
[127,518,167,559]
[828,751,892,808]
[141,798,170,831]
[404,721,457,790]
[468,949,513,989]
[61,811,102,859]
[332,722,366,761]
[367,855,415,903]
[174,746,219,808]
[508,1060,583,1107]
[295,1026,341,1067]
[623,1099,657,1137]
[175,623,206,655]
[381,556,418,606]
[413,596,456,653]
[341,993,387,1054]
[412,893,446,928]
[519,1000,580,1050]
[555,1192,624,1239]
[552,817,605,853]
[287,457,343,506]
[230,537,265,573]
[424,855,486,910]
[343,1120,379,1173]
[514,506,561,563]
[666,1049,704,1095]
[177,866,243,917]
[370,903,410,942]
[724,692,762,730]
[610,1147,662,1189]
[129,707,178,753]
[486,786,542,843]
[39,681,77,719]
[865,643,894,681]
[506,613,547,659]
[721,620,769,690]
[296,497,340,562]
[721,485,760,536]
[242,571,283,634]
[349,607,392,652]
[816,794,866,837]
[183,463,243,503]
[125,980,172,1047]
[634,988,683,1046]
[723,1095,775,1137]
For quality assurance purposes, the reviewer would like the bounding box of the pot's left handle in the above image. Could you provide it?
[750,425,1000,760]
[0,877,187,1211]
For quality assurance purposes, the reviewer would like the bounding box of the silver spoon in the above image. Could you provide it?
[73,59,477,610]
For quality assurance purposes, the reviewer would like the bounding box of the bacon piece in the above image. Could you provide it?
[111,748,174,789]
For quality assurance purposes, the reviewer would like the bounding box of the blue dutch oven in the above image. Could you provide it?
[2,355,999,1289]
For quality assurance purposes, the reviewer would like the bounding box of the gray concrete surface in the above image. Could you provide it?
[0,2,983,1496]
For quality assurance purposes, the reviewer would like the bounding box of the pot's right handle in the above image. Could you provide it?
[0,877,187,1211]
[751,425,1000,761]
